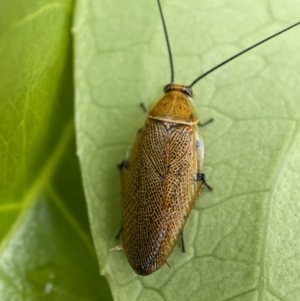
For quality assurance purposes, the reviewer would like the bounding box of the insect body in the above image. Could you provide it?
[119,84,210,275]
[114,0,300,276]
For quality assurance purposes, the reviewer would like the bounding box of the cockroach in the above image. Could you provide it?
[111,0,300,275]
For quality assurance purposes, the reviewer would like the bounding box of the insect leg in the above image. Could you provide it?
[180,231,186,253]
[195,130,205,175]
[117,160,129,191]
[140,102,147,113]
[115,226,123,239]
[117,160,129,170]
[196,173,213,191]
[195,131,213,191]
[197,118,214,127]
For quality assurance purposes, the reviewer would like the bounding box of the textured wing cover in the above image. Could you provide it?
[122,118,204,275]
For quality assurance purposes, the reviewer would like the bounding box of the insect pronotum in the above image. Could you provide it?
[112,0,300,276]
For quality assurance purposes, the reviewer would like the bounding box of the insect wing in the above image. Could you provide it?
[121,116,205,275]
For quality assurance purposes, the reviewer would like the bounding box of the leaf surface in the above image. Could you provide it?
[74,0,300,300]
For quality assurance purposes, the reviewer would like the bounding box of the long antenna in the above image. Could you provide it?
[157,0,174,83]
[189,21,300,88]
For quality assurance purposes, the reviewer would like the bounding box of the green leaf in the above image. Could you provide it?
[75,0,300,300]
[0,0,111,300]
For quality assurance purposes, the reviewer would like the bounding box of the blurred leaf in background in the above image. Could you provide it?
[0,0,112,300]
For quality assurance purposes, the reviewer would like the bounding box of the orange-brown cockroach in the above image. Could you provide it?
[112,0,300,275]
